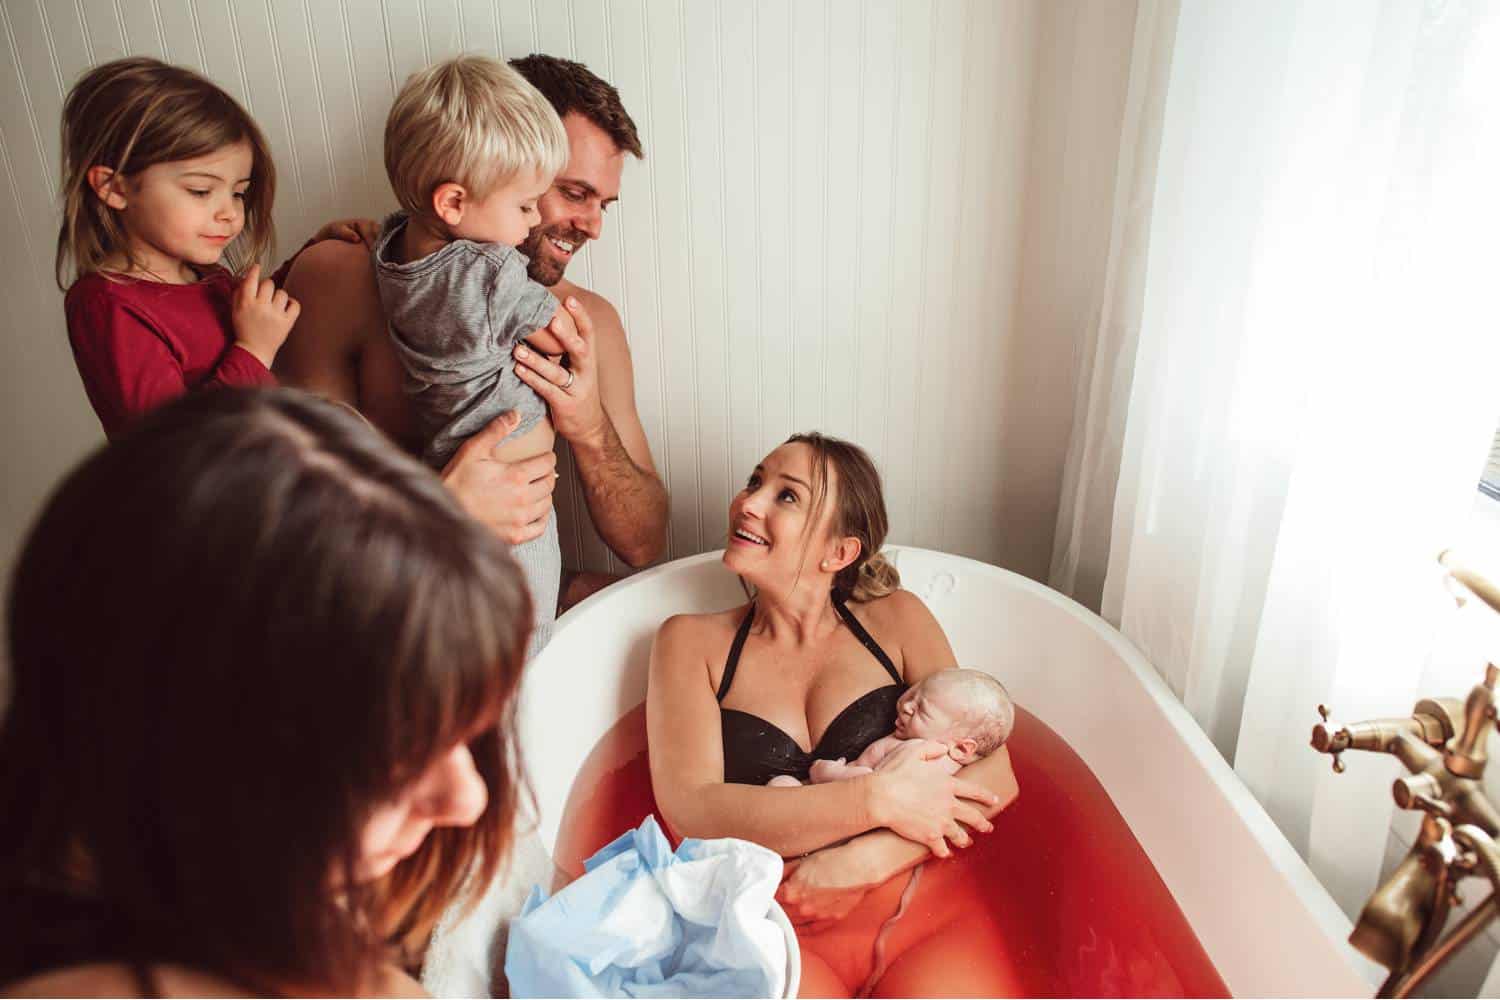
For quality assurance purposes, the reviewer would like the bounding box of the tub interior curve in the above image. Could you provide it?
[553,702,1228,998]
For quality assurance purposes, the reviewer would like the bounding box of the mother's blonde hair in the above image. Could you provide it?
[786,432,901,602]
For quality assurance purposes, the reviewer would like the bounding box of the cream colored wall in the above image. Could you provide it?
[0,0,1135,594]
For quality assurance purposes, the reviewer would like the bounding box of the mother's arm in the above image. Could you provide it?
[646,613,998,859]
[778,591,1021,922]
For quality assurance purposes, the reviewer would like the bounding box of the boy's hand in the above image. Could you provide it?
[311,217,380,246]
[232,264,301,369]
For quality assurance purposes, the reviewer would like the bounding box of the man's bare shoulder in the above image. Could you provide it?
[284,236,373,285]
[282,240,383,345]
[275,238,390,412]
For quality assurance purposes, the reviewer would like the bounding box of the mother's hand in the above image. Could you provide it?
[868,741,997,858]
[777,843,883,930]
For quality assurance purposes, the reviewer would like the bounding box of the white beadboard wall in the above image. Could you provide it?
[0,0,1134,586]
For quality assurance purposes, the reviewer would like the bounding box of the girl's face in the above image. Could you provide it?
[724,442,839,591]
[355,740,489,882]
[106,139,253,277]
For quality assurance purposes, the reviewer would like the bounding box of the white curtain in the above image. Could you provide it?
[1052,0,1500,987]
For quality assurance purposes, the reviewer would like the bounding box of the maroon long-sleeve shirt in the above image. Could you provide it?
[64,267,276,437]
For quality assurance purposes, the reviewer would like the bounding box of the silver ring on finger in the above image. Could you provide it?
[561,369,576,391]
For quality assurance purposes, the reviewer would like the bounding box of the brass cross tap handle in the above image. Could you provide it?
[1313,705,1347,773]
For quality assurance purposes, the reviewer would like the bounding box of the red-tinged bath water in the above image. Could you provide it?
[553,703,1229,999]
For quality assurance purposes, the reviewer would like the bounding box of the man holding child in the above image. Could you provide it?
[277,54,667,631]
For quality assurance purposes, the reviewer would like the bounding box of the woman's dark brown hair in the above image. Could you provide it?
[786,432,901,602]
[56,57,277,287]
[0,388,531,993]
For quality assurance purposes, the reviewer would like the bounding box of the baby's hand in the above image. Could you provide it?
[232,264,300,368]
[808,758,847,783]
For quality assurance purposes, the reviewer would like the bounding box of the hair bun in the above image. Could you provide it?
[850,551,900,602]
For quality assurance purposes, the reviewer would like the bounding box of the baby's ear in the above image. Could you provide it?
[952,738,979,763]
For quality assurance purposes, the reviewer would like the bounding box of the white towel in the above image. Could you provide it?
[421,828,555,998]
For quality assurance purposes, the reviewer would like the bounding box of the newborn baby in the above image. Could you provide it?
[769,668,1015,787]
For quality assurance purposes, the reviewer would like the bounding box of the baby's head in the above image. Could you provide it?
[385,56,569,247]
[893,669,1015,765]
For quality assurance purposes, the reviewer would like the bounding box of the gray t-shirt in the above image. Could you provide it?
[372,212,559,468]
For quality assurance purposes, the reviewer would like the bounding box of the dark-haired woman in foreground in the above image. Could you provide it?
[0,388,532,996]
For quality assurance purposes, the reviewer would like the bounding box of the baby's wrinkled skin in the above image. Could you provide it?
[767,669,1011,788]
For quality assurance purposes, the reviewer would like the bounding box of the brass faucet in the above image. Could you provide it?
[1309,551,1500,998]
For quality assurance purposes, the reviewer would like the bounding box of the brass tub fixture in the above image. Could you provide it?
[1310,551,1500,998]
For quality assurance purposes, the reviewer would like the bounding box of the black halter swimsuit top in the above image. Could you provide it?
[719,595,907,785]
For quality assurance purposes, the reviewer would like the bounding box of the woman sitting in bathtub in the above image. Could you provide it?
[647,432,1021,997]
[0,389,533,996]
[767,668,1015,787]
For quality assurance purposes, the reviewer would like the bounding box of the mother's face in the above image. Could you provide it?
[723,442,840,589]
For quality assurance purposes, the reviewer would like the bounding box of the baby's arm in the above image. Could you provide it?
[807,735,911,784]
[807,758,875,783]
[852,735,912,770]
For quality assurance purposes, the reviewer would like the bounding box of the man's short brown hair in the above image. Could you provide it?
[510,54,644,159]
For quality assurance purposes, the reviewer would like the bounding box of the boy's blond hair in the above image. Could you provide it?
[384,55,568,221]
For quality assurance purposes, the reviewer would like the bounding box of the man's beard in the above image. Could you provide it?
[518,223,589,287]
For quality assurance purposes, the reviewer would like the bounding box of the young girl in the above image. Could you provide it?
[56,57,374,437]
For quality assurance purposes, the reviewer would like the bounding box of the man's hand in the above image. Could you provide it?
[513,296,609,447]
[440,410,557,545]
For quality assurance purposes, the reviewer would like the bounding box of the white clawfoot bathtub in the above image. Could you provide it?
[518,547,1374,997]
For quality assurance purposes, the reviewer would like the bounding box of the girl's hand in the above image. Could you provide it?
[777,844,881,929]
[232,264,301,368]
[867,740,997,858]
[311,217,380,246]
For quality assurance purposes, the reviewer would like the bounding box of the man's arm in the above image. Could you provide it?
[514,293,668,567]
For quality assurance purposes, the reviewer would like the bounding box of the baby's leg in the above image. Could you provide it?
[767,775,803,787]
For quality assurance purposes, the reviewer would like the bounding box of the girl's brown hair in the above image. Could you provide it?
[786,432,902,603]
[55,57,277,288]
[0,388,531,993]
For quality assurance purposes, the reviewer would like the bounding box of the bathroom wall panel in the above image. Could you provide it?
[907,0,972,554]
[851,0,898,466]
[680,0,730,558]
[787,0,829,441]
[641,0,701,556]
[422,0,466,59]
[77,2,128,64]
[715,0,761,508]
[495,0,536,58]
[0,0,1115,601]
[821,0,862,445]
